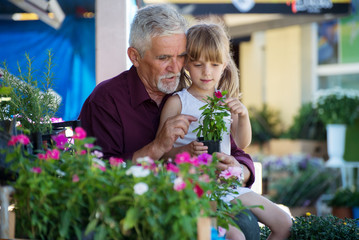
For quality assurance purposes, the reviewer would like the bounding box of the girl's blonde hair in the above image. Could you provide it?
[180,19,241,99]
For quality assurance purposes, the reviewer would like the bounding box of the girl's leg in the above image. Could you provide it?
[237,192,292,240]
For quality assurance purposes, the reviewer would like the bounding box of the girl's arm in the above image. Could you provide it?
[158,95,207,159]
[225,98,252,149]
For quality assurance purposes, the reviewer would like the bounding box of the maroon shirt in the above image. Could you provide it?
[79,66,255,187]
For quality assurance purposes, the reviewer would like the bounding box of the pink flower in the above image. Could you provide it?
[215,90,223,99]
[37,153,47,160]
[31,167,42,174]
[92,150,103,158]
[198,153,212,165]
[72,174,79,182]
[219,167,243,180]
[17,134,31,145]
[93,163,106,172]
[199,174,210,183]
[8,136,17,146]
[109,157,124,167]
[50,117,63,123]
[79,150,87,155]
[46,149,60,160]
[84,143,94,149]
[73,127,87,139]
[174,152,191,164]
[218,226,226,237]
[52,134,67,149]
[8,134,30,146]
[166,163,179,173]
[193,184,204,198]
[173,177,186,191]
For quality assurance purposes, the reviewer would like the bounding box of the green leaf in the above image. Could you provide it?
[123,207,139,230]
[85,219,99,236]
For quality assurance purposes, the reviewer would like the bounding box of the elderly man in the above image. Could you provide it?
[79,4,259,239]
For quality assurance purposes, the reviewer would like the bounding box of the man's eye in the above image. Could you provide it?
[158,56,170,61]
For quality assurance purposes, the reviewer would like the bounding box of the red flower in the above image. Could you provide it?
[215,90,223,99]
[193,184,204,198]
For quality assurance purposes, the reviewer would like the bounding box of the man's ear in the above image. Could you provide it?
[127,47,141,67]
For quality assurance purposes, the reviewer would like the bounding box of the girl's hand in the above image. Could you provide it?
[224,98,248,117]
[183,141,208,156]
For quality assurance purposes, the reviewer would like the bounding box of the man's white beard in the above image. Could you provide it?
[157,73,180,94]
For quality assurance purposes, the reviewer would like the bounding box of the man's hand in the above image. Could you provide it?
[155,114,197,152]
[215,152,250,186]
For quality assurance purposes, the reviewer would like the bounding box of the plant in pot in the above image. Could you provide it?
[193,90,230,154]
[0,51,61,152]
[313,87,359,167]
[328,187,356,219]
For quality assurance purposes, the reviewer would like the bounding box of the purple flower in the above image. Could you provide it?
[52,134,68,149]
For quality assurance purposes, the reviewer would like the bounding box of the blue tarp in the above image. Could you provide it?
[0,16,95,121]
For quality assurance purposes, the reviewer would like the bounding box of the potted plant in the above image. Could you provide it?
[0,51,61,151]
[312,87,359,167]
[193,90,230,153]
[328,188,356,219]
[5,127,249,239]
[260,212,358,239]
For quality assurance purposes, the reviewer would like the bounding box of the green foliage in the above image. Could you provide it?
[313,87,359,125]
[329,188,359,207]
[260,214,359,240]
[249,104,282,144]
[283,103,326,141]
[6,129,250,239]
[193,90,230,141]
[0,51,60,134]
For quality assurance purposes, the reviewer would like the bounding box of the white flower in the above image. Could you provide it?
[134,182,149,195]
[92,150,104,158]
[92,158,106,167]
[55,169,66,177]
[126,165,150,178]
[136,156,154,164]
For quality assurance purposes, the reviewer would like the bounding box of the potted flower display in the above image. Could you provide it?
[193,90,230,153]
[4,127,248,239]
[0,51,61,151]
[328,187,358,219]
[313,87,359,167]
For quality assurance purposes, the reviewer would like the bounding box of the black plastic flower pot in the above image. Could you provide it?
[198,137,221,154]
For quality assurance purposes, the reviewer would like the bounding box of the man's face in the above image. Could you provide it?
[136,34,187,94]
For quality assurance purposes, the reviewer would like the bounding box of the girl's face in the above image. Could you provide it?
[186,57,226,93]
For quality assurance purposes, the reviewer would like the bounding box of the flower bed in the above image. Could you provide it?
[5,127,248,239]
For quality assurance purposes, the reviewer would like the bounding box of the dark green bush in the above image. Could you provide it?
[260,214,359,240]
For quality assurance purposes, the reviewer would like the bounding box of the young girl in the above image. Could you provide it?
[157,21,292,240]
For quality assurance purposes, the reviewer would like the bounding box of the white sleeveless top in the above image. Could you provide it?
[173,89,231,155]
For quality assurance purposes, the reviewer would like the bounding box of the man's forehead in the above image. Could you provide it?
[149,34,186,54]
